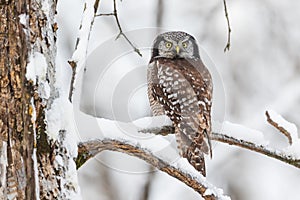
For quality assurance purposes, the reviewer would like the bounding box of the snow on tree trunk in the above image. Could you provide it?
[0,0,79,199]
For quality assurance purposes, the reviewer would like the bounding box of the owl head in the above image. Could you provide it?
[150,31,200,60]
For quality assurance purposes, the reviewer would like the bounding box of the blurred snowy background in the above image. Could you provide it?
[56,0,300,199]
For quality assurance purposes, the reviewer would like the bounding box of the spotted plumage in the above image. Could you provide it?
[147,31,213,176]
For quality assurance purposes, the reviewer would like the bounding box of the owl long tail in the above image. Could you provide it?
[187,144,206,176]
[175,124,207,176]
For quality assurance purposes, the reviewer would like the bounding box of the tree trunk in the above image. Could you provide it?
[0,0,79,199]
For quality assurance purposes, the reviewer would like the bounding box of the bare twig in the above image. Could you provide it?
[140,166,155,200]
[265,111,293,145]
[99,158,119,200]
[77,139,229,200]
[95,0,142,56]
[68,60,77,102]
[95,13,114,16]
[223,0,231,52]
[156,0,164,28]
[140,126,300,169]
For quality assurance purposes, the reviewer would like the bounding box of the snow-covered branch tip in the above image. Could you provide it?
[266,110,294,145]
[68,0,100,102]
[211,132,300,168]
[77,139,230,200]
[95,0,142,57]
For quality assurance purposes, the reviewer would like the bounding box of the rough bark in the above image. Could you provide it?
[0,1,36,198]
[0,1,77,199]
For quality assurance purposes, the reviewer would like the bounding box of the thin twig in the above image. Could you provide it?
[265,111,293,145]
[77,139,229,200]
[95,0,142,56]
[140,166,155,200]
[223,0,231,52]
[156,0,164,27]
[95,13,114,16]
[112,0,142,56]
[99,157,119,200]
[68,61,77,102]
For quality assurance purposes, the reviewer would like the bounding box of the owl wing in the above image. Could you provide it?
[174,59,213,176]
[184,58,213,157]
[147,61,165,116]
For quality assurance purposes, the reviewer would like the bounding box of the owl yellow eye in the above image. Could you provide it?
[165,42,172,48]
[182,42,188,48]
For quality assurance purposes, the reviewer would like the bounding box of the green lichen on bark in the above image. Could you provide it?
[76,141,94,169]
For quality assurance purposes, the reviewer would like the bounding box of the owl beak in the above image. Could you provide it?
[175,45,180,54]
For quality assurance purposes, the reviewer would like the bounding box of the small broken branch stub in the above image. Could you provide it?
[265,111,293,145]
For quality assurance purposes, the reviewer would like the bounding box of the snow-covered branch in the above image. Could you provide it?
[68,0,100,101]
[78,139,229,200]
[74,115,229,199]
[75,111,300,199]
[140,115,300,169]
